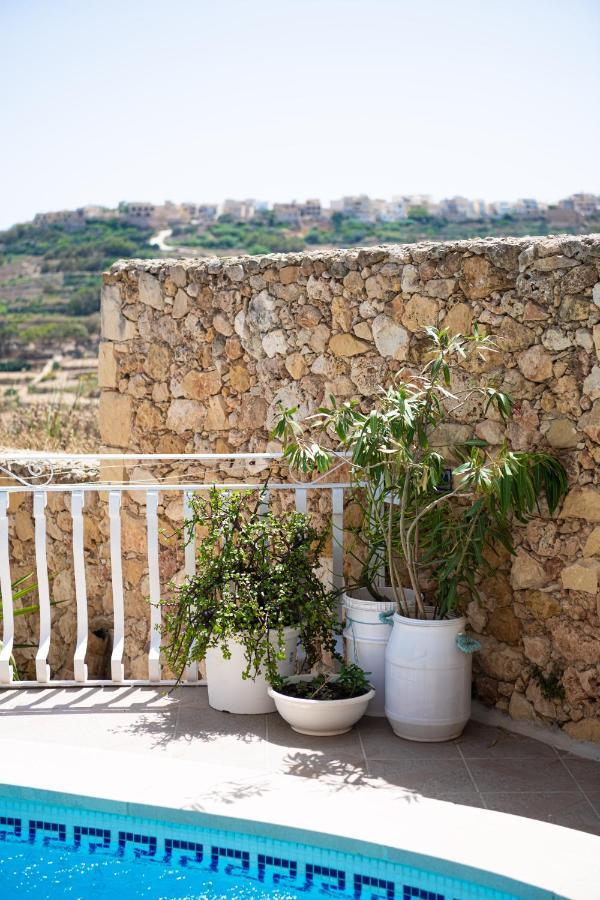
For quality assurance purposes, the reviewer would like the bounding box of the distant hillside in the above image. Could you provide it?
[0,219,155,368]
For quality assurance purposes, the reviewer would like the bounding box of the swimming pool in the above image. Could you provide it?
[0,788,557,899]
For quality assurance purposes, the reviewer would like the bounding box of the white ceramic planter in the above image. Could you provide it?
[268,674,375,735]
[385,612,471,742]
[343,586,415,717]
[205,626,299,714]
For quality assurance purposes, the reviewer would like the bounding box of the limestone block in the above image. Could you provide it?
[247,291,278,332]
[508,691,536,721]
[443,302,473,336]
[523,590,561,619]
[510,549,546,589]
[583,527,600,557]
[213,313,234,336]
[517,345,553,382]
[593,282,600,308]
[297,305,322,327]
[552,622,599,666]
[561,487,600,522]
[101,284,136,341]
[135,401,163,432]
[309,324,331,353]
[98,342,117,389]
[329,333,370,357]
[99,392,132,448]
[285,353,308,380]
[172,289,189,319]
[400,264,419,294]
[475,419,505,445]
[224,263,244,282]
[138,272,164,310]
[229,364,252,393]
[478,636,525,681]
[181,369,221,400]
[487,607,521,644]
[343,271,364,293]
[353,322,372,342]
[583,366,600,400]
[262,330,287,358]
[401,296,439,333]
[279,265,299,285]
[204,395,229,432]
[563,718,600,742]
[544,418,578,449]
[239,394,268,429]
[460,256,510,299]
[424,278,455,300]
[143,343,172,381]
[541,328,572,352]
[166,399,206,435]
[522,635,551,667]
[14,509,34,542]
[561,559,600,594]
[371,314,408,360]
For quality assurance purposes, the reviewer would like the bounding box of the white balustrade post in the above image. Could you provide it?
[258,488,270,517]
[146,490,161,682]
[108,491,125,683]
[183,490,198,682]
[71,490,88,683]
[34,491,51,683]
[294,488,307,515]
[0,492,14,684]
[331,488,345,657]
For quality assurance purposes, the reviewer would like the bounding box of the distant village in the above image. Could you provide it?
[31,192,600,232]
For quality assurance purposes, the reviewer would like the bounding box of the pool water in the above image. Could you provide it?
[0,790,544,899]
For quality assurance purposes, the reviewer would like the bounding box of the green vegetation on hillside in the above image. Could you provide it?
[0,219,155,362]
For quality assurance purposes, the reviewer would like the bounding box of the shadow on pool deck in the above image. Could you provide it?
[1,685,599,835]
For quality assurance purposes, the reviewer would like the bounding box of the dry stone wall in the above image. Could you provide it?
[66,235,600,738]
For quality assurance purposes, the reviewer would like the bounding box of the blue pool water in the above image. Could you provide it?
[0,789,548,899]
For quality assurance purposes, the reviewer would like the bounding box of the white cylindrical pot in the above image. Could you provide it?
[385,613,471,742]
[205,626,299,715]
[343,587,414,717]
[268,675,375,736]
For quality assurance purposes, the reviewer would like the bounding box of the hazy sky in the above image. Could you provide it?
[1,0,599,229]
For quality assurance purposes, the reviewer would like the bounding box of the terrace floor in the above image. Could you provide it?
[1,685,599,838]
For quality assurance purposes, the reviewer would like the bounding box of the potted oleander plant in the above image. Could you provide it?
[268,662,374,736]
[274,327,568,741]
[160,488,340,715]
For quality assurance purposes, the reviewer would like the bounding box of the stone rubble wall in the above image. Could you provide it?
[11,234,600,740]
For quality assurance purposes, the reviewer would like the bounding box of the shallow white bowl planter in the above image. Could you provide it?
[343,586,415,717]
[385,611,471,742]
[205,626,299,715]
[268,674,375,736]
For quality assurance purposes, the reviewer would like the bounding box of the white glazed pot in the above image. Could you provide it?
[343,586,415,717]
[268,674,375,736]
[385,612,471,742]
[205,626,299,715]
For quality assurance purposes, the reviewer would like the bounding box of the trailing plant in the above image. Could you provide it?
[160,488,340,685]
[272,663,371,701]
[531,665,565,701]
[273,327,568,620]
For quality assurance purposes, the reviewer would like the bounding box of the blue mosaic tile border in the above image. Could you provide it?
[0,797,522,899]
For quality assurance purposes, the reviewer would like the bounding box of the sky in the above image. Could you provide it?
[0,0,599,230]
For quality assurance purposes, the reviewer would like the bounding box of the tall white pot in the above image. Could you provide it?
[205,626,299,714]
[385,612,471,741]
[343,587,415,717]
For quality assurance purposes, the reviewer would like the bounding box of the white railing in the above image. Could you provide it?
[0,453,348,688]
